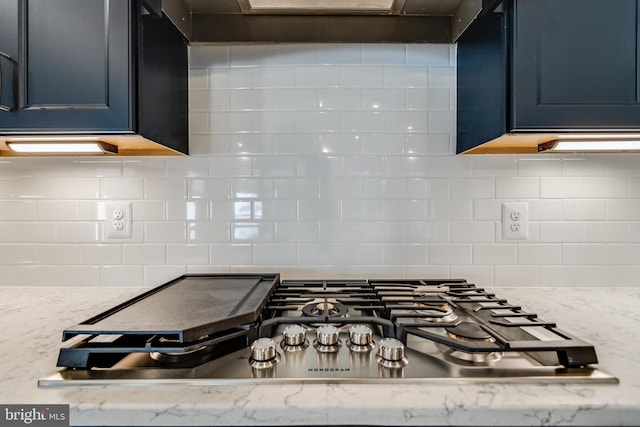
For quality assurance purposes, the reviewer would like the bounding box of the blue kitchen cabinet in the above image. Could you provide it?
[0,0,188,154]
[457,0,640,153]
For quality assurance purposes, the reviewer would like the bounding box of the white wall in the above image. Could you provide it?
[1,43,639,287]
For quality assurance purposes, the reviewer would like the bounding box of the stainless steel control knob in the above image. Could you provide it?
[282,324,307,346]
[250,338,277,362]
[316,325,340,346]
[349,324,373,346]
[376,337,408,368]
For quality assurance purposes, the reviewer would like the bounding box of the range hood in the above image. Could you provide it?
[165,0,503,43]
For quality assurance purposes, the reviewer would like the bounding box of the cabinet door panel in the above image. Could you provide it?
[27,0,107,106]
[512,0,640,130]
[0,0,132,132]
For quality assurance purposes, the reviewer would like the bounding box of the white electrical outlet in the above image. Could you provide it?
[502,202,528,240]
[105,202,132,239]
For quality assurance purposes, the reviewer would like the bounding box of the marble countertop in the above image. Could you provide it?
[1,286,639,426]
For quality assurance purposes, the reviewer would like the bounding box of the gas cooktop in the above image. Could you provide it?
[39,274,617,386]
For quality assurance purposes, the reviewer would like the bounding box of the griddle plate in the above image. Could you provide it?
[62,274,280,343]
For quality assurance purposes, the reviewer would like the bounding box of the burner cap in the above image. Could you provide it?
[302,301,348,318]
[445,322,492,342]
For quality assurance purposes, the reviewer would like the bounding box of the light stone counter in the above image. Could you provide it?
[0,286,638,426]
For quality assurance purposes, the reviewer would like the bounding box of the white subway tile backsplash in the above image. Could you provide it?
[1,44,639,287]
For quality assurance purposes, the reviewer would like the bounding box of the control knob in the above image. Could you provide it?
[316,325,340,346]
[348,324,375,352]
[282,324,307,346]
[249,338,280,369]
[376,337,408,368]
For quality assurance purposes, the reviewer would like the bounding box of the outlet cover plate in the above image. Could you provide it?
[502,202,528,240]
[105,202,132,239]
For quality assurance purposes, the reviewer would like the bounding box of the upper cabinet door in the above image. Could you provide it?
[511,0,640,130]
[0,0,132,132]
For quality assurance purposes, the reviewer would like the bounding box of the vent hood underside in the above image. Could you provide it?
[165,0,502,44]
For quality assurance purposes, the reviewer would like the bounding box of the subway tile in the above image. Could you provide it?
[80,244,123,265]
[77,160,122,178]
[317,88,362,110]
[14,223,56,243]
[0,159,35,177]
[342,156,386,177]
[318,134,363,155]
[363,88,406,111]
[123,159,166,178]
[320,177,362,199]
[318,44,362,64]
[607,199,640,220]
[562,244,606,265]
[271,44,318,65]
[429,156,473,177]
[428,66,455,89]
[167,200,209,221]
[232,222,274,242]
[494,266,540,287]
[495,177,539,199]
[540,177,583,198]
[123,244,166,265]
[55,223,101,243]
[297,243,342,265]
[232,178,275,199]
[145,222,187,243]
[362,133,406,155]
[253,244,297,265]
[229,45,273,67]
[406,221,450,243]
[584,177,629,198]
[189,178,230,200]
[584,222,629,243]
[362,44,406,65]
[407,44,451,66]
[189,222,230,243]
[450,222,494,243]
[167,244,209,265]
[275,178,319,199]
[189,46,229,67]
[527,200,562,220]
[274,134,317,154]
[253,156,298,177]
[341,66,385,87]
[210,111,254,133]
[451,178,495,199]
[255,200,297,220]
[298,200,342,220]
[272,88,316,111]
[362,222,405,243]
[231,89,274,111]
[517,244,562,265]
[338,244,383,265]
[340,112,385,132]
[0,266,17,285]
[428,111,455,133]
[296,66,340,87]
[57,178,100,199]
[276,221,319,243]
[102,265,144,286]
[145,178,187,200]
[473,244,516,264]
[539,222,584,243]
[189,67,209,89]
[11,178,57,199]
[295,111,341,132]
[606,244,640,265]
[517,158,562,176]
[383,244,428,265]
[385,156,429,177]
[562,200,606,221]
[428,244,472,264]
[387,112,429,133]
[429,200,473,221]
[472,156,518,177]
[562,157,607,177]
[319,221,362,242]
[473,199,503,221]
[385,199,428,220]
[36,200,78,221]
[166,157,210,178]
[450,265,494,285]
[253,67,298,88]
[384,66,428,88]
[101,178,144,200]
[210,156,252,178]
[342,200,386,221]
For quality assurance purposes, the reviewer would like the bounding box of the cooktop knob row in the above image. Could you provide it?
[376,338,408,368]
[316,325,340,346]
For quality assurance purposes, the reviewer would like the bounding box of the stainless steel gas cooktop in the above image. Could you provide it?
[39,274,617,386]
